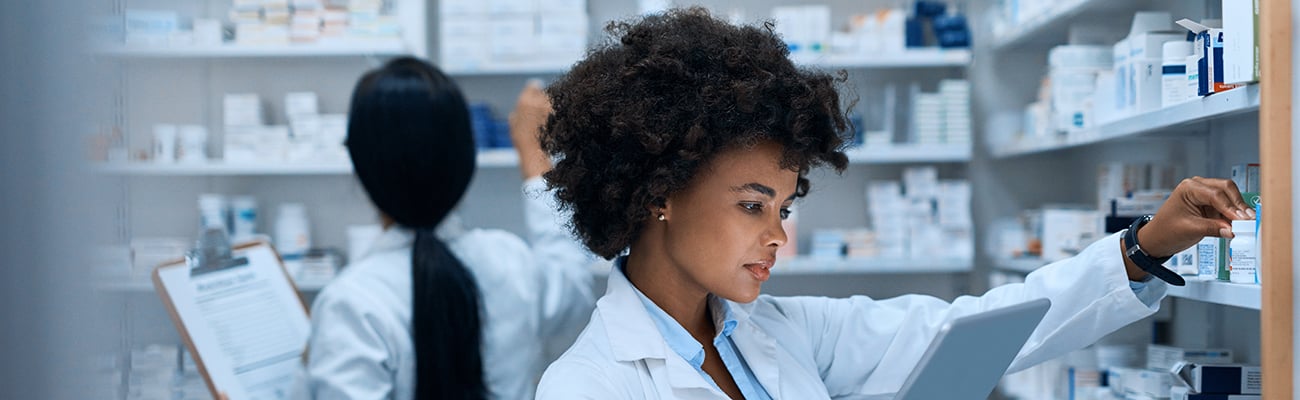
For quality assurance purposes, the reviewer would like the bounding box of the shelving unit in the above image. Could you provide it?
[1166,280,1262,310]
[992,85,1260,158]
[95,277,328,293]
[989,0,1127,51]
[844,143,970,164]
[806,49,971,69]
[776,256,973,274]
[96,149,519,175]
[93,41,410,58]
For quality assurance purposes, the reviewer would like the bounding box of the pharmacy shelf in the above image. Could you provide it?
[776,257,973,274]
[95,278,328,293]
[1166,280,1261,310]
[96,149,520,175]
[845,143,971,164]
[590,257,972,277]
[443,61,577,77]
[991,85,1260,158]
[809,49,972,69]
[93,40,410,58]
[989,0,1134,51]
[992,257,1048,273]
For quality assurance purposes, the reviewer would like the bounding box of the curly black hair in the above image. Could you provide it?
[541,7,851,259]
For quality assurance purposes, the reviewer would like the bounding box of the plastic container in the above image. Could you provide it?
[152,124,177,163]
[1228,220,1257,284]
[1161,41,1193,108]
[197,194,227,232]
[230,196,257,242]
[275,203,312,259]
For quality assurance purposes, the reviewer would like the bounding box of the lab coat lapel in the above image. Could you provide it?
[599,264,719,395]
[729,301,783,400]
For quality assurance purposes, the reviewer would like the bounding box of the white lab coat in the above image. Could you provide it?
[536,232,1167,400]
[300,178,594,400]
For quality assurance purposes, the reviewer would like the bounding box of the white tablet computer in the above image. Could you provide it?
[893,298,1052,400]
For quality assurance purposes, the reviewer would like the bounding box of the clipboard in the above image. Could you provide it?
[153,238,310,400]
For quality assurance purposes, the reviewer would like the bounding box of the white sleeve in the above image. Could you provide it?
[303,287,396,400]
[522,176,597,337]
[769,232,1165,397]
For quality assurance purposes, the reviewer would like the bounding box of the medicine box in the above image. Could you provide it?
[1148,345,1233,371]
[1222,0,1260,84]
[1176,364,1262,395]
[1171,386,1261,400]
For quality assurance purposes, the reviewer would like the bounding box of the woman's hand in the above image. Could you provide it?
[1123,176,1255,280]
[509,79,553,180]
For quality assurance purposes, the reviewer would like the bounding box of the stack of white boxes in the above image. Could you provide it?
[347,0,401,40]
[771,5,832,62]
[864,167,972,261]
[440,0,589,73]
[911,80,971,145]
[289,0,323,43]
[866,180,907,259]
[127,345,178,400]
[940,80,972,144]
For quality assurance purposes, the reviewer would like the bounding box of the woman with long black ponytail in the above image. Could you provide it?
[299,57,596,400]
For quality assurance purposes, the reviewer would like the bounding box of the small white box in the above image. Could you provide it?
[489,0,537,15]
[1222,0,1260,84]
[1148,345,1234,371]
[223,93,264,127]
[1040,208,1102,262]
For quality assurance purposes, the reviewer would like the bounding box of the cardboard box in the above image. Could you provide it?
[1173,363,1262,395]
[1222,0,1260,84]
[1148,345,1233,371]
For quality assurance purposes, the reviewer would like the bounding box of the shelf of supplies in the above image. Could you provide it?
[805,49,972,69]
[991,85,1260,159]
[590,257,972,277]
[443,61,576,76]
[96,149,520,175]
[95,278,327,293]
[774,257,973,275]
[993,257,1048,273]
[845,143,970,164]
[989,0,1136,51]
[1166,279,1261,310]
[94,40,410,58]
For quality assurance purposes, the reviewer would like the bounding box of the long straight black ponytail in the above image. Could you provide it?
[411,229,486,400]
[345,57,486,400]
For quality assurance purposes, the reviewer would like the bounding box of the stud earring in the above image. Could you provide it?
[657,214,666,221]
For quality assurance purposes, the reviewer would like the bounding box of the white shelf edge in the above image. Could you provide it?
[845,144,971,164]
[992,258,1048,273]
[93,41,410,58]
[776,257,973,274]
[1166,279,1261,310]
[989,0,1095,51]
[95,149,520,176]
[992,85,1260,159]
[805,49,972,69]
[593,257,973,276]
[444,62,575,77]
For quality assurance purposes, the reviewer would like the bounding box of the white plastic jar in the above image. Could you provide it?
[1228,220,1257,284]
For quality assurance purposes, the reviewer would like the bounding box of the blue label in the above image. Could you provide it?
[1162,65,1185,75]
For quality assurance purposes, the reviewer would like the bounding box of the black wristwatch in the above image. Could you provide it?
[1124,215,1185,286]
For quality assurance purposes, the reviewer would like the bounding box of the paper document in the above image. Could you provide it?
[155,243,309,400]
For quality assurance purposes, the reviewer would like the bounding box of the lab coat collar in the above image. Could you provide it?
[599,257,784,397]
[356,214,466,260]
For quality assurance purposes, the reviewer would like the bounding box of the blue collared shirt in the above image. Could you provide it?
[621,259,774,400]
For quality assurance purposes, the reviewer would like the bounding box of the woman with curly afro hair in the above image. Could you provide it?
[537,7,1251,400]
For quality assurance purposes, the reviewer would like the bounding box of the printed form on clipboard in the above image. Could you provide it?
[153,241,310,400]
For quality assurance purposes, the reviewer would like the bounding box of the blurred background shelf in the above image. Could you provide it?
[1166,279,1261,310]
[93,41,410,58]
[95,149,520,175]
[845,143,970,164]
[991,85,1260,158]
